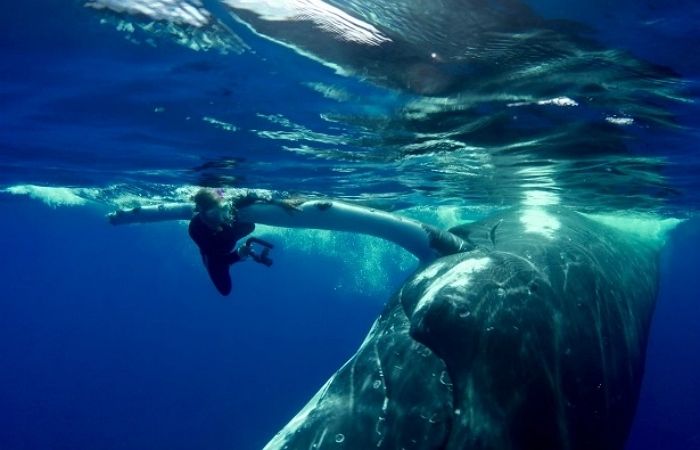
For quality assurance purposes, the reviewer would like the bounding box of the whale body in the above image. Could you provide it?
[264,206,659,450]
[221,0,546,96]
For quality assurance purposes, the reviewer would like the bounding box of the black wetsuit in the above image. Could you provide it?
[188,214,255,296]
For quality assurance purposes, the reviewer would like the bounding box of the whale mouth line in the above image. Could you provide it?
[397,284,460,438]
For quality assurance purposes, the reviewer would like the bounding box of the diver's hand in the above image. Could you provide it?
[236,245,250,260]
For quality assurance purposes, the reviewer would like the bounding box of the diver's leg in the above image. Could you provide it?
[203,255,233,296]
[226,250,243,265]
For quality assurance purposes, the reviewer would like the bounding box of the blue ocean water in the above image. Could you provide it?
[1,1,699,449]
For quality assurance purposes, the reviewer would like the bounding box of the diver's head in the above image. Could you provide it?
[193,188,232,229]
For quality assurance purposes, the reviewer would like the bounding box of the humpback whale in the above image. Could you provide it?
[110,197,659,449]
[263,207,658,450]
[217,0,553,96]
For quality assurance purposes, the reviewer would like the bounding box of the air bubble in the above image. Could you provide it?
[335,434,345,443]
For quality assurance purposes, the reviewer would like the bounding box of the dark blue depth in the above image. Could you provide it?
[0,198,389,449]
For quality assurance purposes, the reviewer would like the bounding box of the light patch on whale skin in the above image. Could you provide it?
[202,116,238,132]
[411,261,447,287]
[414,257,491,313]
[581,212,682,246]
[520,207,560,240]
[223,0,392,46]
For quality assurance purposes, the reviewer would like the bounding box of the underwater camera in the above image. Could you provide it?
[244,237,274,267]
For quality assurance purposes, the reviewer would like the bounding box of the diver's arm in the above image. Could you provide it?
[227,247,246,264]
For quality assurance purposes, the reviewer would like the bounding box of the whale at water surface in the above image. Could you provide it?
[264,206,659,450]
[221,0,542,96]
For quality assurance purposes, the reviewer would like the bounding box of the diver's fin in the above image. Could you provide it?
[202,254,232,295]
[246,237,274,249]
[245,237,274,267]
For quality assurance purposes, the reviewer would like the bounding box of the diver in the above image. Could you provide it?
[188,188,273,296]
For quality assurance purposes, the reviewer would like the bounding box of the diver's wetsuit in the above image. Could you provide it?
[188,213,255,296]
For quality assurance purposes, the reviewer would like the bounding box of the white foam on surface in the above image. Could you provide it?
[508,96,578,107]
[605,116,635,126]
[537,97,578,107]
[202,116,238,132]
[85,0,211,27]
[4,185,99,207]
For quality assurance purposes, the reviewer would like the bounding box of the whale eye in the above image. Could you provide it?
[529,281,539,293]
